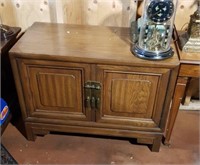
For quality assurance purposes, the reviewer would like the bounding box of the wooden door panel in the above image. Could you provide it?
[37,73,76,108]
[96,65,170,129]
[104,72,158,118]
[30,68,82,112]
[111,78,152,114]
[17,59,91,121]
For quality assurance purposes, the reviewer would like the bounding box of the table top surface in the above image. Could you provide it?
[10,22,179,68]
[1,27,21,51]
[176,44,200,65]
[176,32,200,65]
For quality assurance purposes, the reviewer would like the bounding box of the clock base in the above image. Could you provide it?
[132,44,174,60]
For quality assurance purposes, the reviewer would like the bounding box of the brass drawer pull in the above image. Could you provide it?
[85,96,91,108]
[96,97,100,110]
[91,97,96,109]
[84,81,101,110]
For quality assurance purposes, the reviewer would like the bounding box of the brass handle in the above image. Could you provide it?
[95,84,101,110]
[96,97,100,110]
[84,81,101,110]
[91,97,96,109]
[85,96,90,108]
[95,85,101,90]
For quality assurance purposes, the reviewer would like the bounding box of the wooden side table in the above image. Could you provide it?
[164,32,200,145]
[1,25,21,165]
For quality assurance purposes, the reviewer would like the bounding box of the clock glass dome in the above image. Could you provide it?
[133,0,177,60]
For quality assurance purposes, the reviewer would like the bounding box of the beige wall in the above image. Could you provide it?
[0,0,137,31]
[0,0,197,31]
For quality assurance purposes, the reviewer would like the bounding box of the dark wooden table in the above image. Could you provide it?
[1,26,21,135]
[164,32,200,145]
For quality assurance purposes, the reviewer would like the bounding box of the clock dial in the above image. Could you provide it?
[147,0,174,23]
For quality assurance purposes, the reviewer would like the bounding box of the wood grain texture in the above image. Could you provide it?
[107,73,157,116]
[164,77,188,145]
[95,64,171,129]
[61,0,85,25]
[14,58,92,121]
[32,69,78,109]
[10,22,179,68]
[163,32,200,144]
[179,64,200,78]
[111,79,152,113]
[26,122,162,140]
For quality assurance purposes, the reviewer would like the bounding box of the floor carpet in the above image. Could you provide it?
[1,144,18,164]
[1,110,200,164]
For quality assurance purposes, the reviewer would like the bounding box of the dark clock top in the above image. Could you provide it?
[147,0,174,23]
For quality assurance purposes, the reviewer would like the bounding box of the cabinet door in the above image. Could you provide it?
[17,59,91,122]
[96,65,170,131]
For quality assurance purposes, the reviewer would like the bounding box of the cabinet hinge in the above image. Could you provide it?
[84,81,101,110]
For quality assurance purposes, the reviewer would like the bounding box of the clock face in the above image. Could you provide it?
[147,0,174,23]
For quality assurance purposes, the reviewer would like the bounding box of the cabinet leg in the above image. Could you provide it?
[26,132,36,141]
[25,123,36,141]
[149,136,162,152]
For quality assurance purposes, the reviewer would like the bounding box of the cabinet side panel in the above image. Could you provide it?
[9,54,28,120]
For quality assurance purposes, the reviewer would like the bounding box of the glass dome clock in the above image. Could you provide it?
[132,0,177,60]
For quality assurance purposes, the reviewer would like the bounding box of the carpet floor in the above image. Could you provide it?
[1,110,200,164]
[1,144,18,164]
